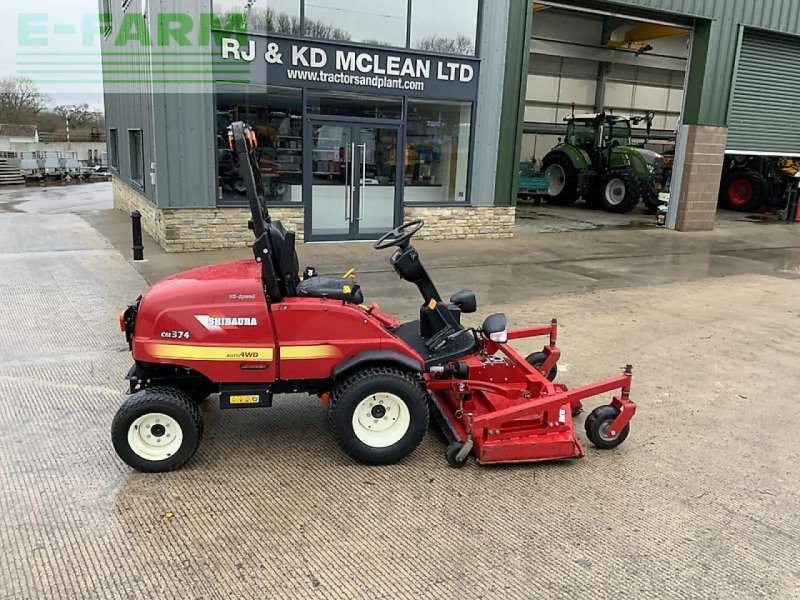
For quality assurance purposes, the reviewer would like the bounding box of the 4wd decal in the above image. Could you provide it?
[195,315,258,332]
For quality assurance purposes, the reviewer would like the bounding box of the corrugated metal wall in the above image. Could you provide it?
[102,0,217,209]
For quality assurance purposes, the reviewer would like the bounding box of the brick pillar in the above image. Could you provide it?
[674,125,727,232]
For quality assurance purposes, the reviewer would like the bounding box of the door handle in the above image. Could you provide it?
[344,143,351,222]
[348,142,356,223]
[357,143,367,222]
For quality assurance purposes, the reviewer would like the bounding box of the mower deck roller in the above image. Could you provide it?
[111,121,637,473]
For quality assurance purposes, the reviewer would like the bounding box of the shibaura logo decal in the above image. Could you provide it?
[195,315,258,332]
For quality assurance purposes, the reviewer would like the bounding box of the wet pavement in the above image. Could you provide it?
[1,187,800,598]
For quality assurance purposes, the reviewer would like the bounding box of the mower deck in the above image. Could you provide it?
[427,321,636,466]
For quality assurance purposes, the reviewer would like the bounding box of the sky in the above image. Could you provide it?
[3,0,105,109]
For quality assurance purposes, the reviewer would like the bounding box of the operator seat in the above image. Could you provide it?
[267,221,364,305]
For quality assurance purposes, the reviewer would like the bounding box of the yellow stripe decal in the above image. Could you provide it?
[149,344,274,362]
[280,345,342,360]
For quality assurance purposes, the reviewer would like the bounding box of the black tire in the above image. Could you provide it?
[525,351,557,382]
[641,180,661,213]
[718,168,767,212]
[584,405,630,450]
[599,169,641,214]
[445,442,469,468]
[330,366,429,465]
[542,152,579,206]
[111,386,203,472]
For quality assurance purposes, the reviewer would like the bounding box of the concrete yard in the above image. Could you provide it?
[1,185,800,598]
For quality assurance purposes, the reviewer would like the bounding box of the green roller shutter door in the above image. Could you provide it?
[727,29,800,155]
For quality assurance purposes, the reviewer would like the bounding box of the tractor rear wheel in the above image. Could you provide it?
[330,366,429,465]
[719,168,767,212]
[542,152,579,206]
[599,169,641,214]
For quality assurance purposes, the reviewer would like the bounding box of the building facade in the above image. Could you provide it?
[102,0,522,251]
[102,0,800,251]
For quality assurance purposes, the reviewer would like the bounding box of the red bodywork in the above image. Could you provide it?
[131,259,418,384]
[130,260,636,465]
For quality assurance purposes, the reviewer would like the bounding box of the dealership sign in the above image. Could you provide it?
[214,35,480,100]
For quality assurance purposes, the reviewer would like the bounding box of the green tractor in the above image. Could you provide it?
[542,112,664,213]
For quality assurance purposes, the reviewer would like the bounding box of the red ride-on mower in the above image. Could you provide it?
[111,122,637,472]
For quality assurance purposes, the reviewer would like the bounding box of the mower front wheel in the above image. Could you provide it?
[585,405,630,450]
[445,442,469,468]
[111,386,203,472]
[525,351,557,382]
[330,367,429,465]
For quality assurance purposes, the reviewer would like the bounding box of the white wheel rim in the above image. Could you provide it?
[605,178,626,205]
[127,413,184,461]
[546,164,566,196]
[351,393,411,448]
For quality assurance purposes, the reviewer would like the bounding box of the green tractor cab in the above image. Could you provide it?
[542,112,664,213]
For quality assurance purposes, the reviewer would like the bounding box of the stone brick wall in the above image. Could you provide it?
[404,206,516,240]
[113,178,516,250]
[674,125,727,232]
[112,178,304,252]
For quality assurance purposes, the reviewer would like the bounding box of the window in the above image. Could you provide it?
[213,0,301,34]
[405,99,472,203]
[109,129,119,170]
[304,0,408,47]
[410,0,479,56]
[101,0,113,37]
[215,85,303,205]
[129,129,144,187]
[307,90,402,120]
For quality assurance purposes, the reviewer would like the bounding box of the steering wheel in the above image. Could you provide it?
[373,220,424,250]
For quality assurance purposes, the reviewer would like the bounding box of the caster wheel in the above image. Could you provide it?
[525,351,557,382]
[445,442,469,468]
[585,405,630,449]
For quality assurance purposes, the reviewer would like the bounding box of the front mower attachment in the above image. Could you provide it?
[427,321,636,466]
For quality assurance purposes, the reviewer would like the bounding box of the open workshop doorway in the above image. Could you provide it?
[516,1,693,234]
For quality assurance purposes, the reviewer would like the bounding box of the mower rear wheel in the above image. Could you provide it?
[111,386,203,472]
[330,366,429,465]
[585,405,630,450]
[525,351,557,382]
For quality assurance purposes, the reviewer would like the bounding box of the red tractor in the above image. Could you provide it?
[112,122,637,472]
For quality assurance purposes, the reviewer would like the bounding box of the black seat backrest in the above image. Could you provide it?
[266,221,300,296]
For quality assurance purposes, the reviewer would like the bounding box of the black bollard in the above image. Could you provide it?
[131,210,144,261]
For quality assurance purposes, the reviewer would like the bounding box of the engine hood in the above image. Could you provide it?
[637,148,664,167]
[142,259,264,311]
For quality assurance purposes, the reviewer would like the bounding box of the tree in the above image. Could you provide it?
[53,103,104,129]
[0,77,50,124]
[414,34,475,56]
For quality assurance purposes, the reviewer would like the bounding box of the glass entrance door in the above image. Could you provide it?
[308,121,400,240]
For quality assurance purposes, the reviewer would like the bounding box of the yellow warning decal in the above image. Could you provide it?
[230,395,261,405]
[428,299,437,310]
[280,345,342,360]
[149,344,274,362]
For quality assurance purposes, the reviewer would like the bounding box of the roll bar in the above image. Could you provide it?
[228,121,270,239]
